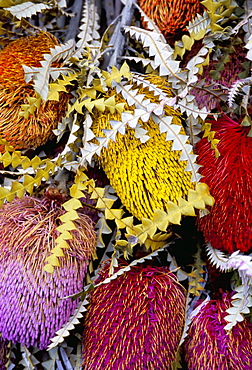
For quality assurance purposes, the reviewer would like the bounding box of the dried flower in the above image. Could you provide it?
[138,0,203,42]
[82,261,186,370]
[196,115,252,253]
[192,46,246,111]
[0,32,69,151]
[184,293,252,370]
[0,196,96,349]
[91,76,195,220]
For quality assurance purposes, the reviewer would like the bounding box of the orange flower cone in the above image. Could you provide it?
[0,32,69,151]
[138,0,203,43]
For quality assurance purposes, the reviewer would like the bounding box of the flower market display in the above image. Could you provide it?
[0,0,252,369]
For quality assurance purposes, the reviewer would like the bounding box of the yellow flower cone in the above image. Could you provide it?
[91,76,195,220]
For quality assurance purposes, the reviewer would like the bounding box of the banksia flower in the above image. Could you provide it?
[91,76,195,220]
[195,115,252,253]
[138,0,202,42]
[0,196,96,349]
[192,46,246,111]
[184,293,252,370]
[0,32,69,151]
[82,261,186,370]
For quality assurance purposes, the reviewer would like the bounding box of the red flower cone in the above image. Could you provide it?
[196,115,252,253]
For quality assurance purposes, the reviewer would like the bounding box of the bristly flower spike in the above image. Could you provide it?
[184,292,252,370]
[82,260,186,370]
[196,115,252,253]
[0,196,97,349]
[138,0,203,43]
[91,75,195,220]
[0,32,70,151]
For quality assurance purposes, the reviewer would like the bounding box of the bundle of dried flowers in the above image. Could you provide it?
[0,32,69,151]
[91,76,195,220]
[184,293,252,370]
[82,260,186,370]
[0,196,96,349]
[138,0,202,42]
[196,115,252,253]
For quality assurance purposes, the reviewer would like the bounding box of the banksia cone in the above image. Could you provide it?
[184,293,252,370]
[138,0,202,42]
[196,115,252,253]
[82,261,186,370]
[192,46,246,110]
[91,76,195,220]
[0,32,69,151]
[0,196,96,349]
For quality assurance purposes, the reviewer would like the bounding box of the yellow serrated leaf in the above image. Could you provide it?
[48,83,67,101]
[46,254,60,267]
[141,218,157,238]
[57,220,76,232]
[96,197,115,210]
[152,209,169,231]
[45,161,55,173]
[75,171,89,182]
[30,156,42,169]
[182,34,194,51]
[120,61,131,79]
[49,246,65,257]
[115,215,134,229]
[1,152,12,167]
[115,240,129,247]
[0,187,10,200]
[191,28,206,41]
[104,95,116,114]
[188,288,201,296]
[211,23,223,32]
[90,187,105,199]
[23,175,34,194]
[195,183,215,206]
[201,0,222,12]
[10,152,22,168]
[59,209,79,222]
[94,98,106,112]
[44,264,54,273]
[131,225,147,244]
[178,198,196,216]
[10,182,25,199]
[187,189,205,209]
[21,157,31,170]
[115,102,125,113]
[56,232,72,242]
[166,202,181,224]
[70,184,84,199]
[63,197,82,211]
[105,208,123,221]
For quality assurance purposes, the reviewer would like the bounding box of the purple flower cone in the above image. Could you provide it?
[184,292,252,370]
[0,196,96,349]
[82,261,186,370]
